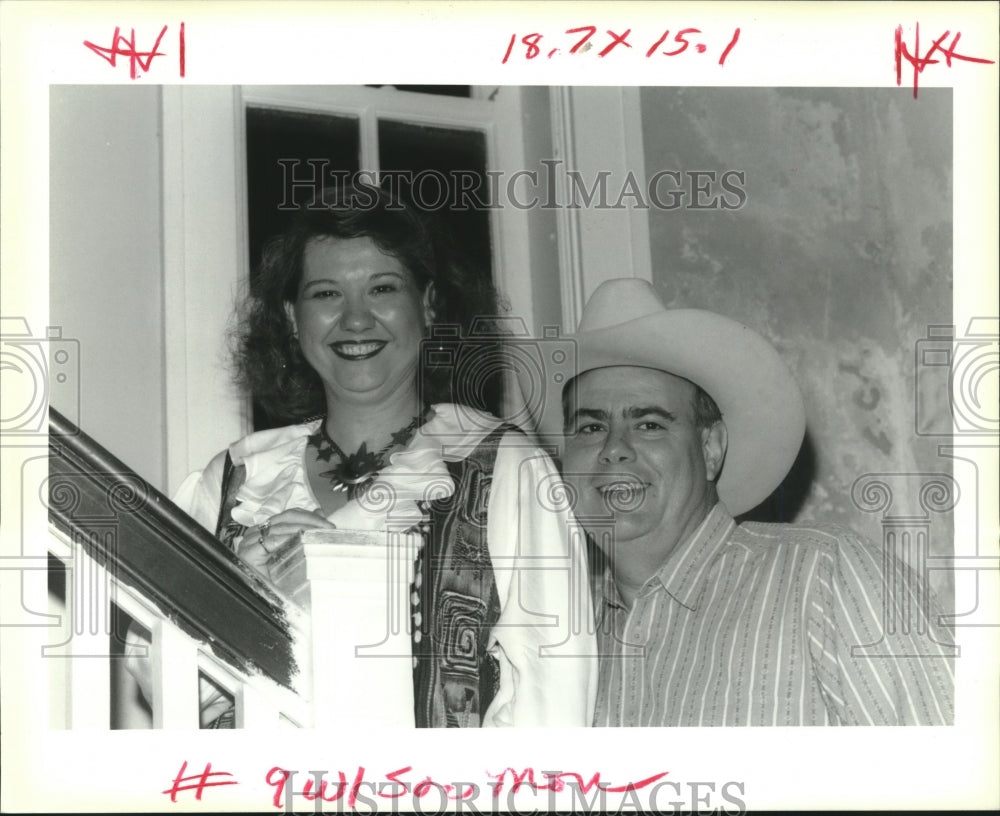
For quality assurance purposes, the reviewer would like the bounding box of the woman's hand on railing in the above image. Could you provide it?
[238,509,336,582]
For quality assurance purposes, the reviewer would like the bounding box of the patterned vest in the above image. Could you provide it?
[412,424,514,727]
[214,423,517,728]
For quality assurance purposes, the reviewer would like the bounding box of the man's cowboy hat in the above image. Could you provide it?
[540,278,806,516]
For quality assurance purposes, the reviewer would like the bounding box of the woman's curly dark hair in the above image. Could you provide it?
[234,183,506,425]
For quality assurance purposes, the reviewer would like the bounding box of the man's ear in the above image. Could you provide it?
[284,301,298,336]
[422,282,437,325]
[701,420,728,483]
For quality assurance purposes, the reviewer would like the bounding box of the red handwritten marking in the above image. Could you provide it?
[489,767,535,795]
[375,767,476,801]
[503,26,741,64]
[719,27,741,65]
[446,782,478,801]
[267,766,367,809]
[413,777,441,797]
[162,761,237,803]
[267,766,667,808]
[567,26,597,54]
[487,768,669,796]
[895,23,995,98]
[646,30,670,57]
[501,33,516,64]
[84,25,166,79]
[523,33,542,59]
[268,765,480,808]
[83,23,186,79]
[267,767,292,809]
[301,771,348,803]
[662,28,700,57]
[555,770,670,794]
[378,767,413,799]
[346,767,367,808]
[600,29,633,57]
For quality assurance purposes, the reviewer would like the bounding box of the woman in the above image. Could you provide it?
[130,183,597,728]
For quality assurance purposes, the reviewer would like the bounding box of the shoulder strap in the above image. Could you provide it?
[214,452,247,551]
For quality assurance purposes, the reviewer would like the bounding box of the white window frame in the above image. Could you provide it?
[549,86,652,329]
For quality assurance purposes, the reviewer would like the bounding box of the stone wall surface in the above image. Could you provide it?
[641,87,954,603]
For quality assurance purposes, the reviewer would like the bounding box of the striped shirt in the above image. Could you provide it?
[593,504,955,726]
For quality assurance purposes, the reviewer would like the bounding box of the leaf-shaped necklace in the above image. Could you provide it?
[308,409,428,501]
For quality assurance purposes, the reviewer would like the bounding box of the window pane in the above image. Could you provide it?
[245,106,360,275]
[378,119,492,283]
[379,119,500,418]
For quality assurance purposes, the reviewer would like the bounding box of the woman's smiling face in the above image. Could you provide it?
[288,236,434,407]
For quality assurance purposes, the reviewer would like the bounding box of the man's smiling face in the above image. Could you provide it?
[562,366,725,564]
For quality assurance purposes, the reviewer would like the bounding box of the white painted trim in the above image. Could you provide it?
[152,618,201,729]
[236,683,281,729]
[550,86,586,333]
[360,105,380,177]
[300,531,420,728]
[621,87,653,284]
[161,87,249,495]
[161,86,188,496]
[549,87,652,331]
[490,85,535,332]
[242,85,495,123]
[65,544,112,729]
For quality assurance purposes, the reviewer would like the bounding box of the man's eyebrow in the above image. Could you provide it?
[566,408,609,427]
[625,406,676,422]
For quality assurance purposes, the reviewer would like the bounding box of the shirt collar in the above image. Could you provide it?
[595,503,737,616]
[597,561,623,609]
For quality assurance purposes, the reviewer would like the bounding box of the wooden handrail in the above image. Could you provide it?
[47,407,300,691]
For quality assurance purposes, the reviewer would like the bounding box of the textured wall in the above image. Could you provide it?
[641,88,953,602]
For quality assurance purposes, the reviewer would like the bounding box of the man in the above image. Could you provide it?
[553,278,954,726]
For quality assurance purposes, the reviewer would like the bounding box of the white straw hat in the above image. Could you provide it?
[541,278,806,516]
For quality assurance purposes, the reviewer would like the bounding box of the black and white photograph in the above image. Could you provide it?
[1,2,997,813]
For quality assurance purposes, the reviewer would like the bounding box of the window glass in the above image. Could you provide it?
[245,106,361,275]
[378,118,492,280]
